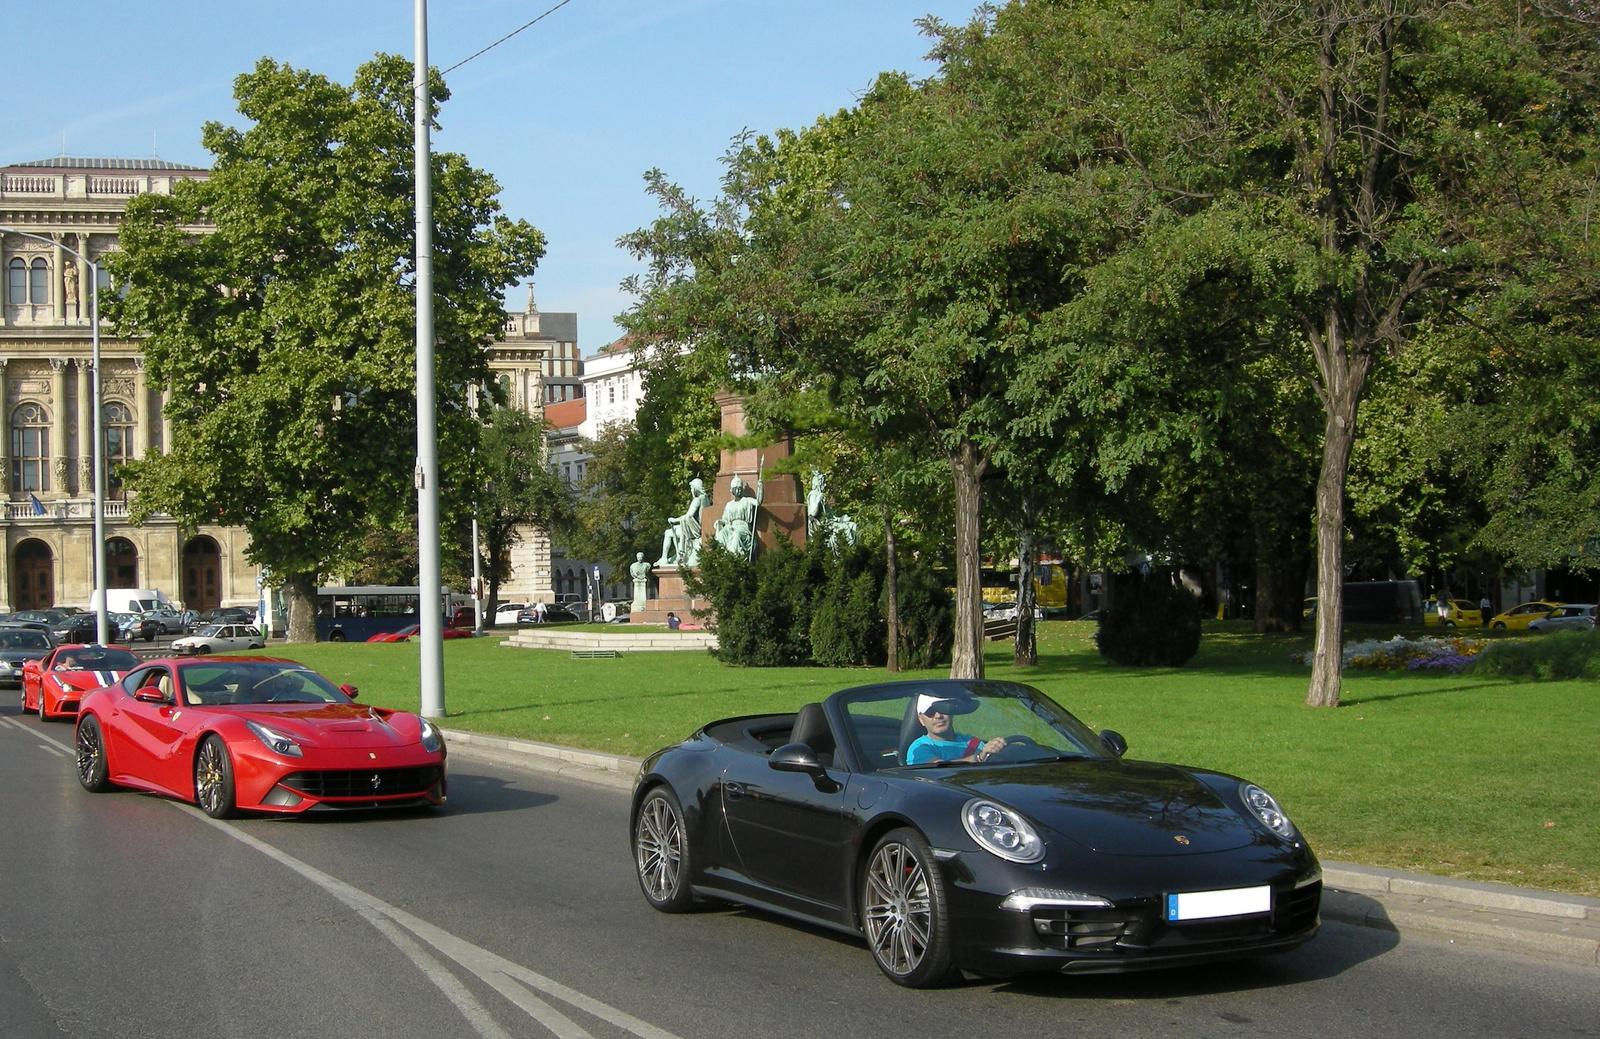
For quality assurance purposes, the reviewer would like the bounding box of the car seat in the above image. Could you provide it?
[788,702,835,769]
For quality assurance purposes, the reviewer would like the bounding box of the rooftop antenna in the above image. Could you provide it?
[152,132,158,158]
[60,132,67,157]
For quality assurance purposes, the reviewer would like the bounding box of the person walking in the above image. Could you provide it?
[1481,595,1492,627]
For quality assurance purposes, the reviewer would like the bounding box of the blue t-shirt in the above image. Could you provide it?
[907,732,981,765]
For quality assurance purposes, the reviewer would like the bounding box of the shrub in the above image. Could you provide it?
[810,543,886,667]
[1095,577,1202,667]
[688,537,818,666]
[1469,630,1600,681]
[687,536,950,668]
[891,563,954,670]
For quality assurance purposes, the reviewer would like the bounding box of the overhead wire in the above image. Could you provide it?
[442,0,577,75]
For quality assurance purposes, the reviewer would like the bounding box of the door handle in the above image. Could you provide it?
[724,781,745,801]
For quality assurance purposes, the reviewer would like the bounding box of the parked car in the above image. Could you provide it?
[137,607,190,636]
[1423,598,1484,627]
[366,623,475,643]
[1527,604,1596,633]
[446,606,476,630]
[0,625,55,687]
[516,604,582,624]
[74,657,447,816]
[198,606,258,626]
[22,644,141,721]
[169,624,267,655]
[631,679,1321,987]
[10,609,72,626]
[493,602,527,625]
[49,614,126,646]
[1487,600,1564,631]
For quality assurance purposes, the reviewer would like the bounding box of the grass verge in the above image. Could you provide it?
[263,621,1600,897]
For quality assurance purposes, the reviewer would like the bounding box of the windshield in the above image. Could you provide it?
[177,660,348,707]
[57,647,139,670]
[195,625,225,636]
[0,630,49,650]
[835,681,1114,772]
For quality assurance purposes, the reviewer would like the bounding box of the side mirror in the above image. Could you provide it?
[768,742,826,778]
[1099,729,1128,757]
[134,685,169,705]
[340,683,360,700]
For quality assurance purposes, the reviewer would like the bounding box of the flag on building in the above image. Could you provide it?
[28,493,45,516]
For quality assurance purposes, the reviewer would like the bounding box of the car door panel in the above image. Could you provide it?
[720,754,852,914]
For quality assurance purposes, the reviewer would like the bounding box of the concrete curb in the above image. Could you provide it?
[443,728,1600,970]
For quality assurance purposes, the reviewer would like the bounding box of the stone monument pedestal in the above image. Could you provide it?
[633,567,711,627]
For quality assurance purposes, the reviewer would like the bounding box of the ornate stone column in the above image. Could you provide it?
[50,358,69,494]
[160,387,172,455]
[52,236,65,325]
[0,359,9,491]
[74,233,90,325]
[77,361,94,492]
[132,360,149,459]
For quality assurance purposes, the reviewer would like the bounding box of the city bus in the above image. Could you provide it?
[315,586,466,642]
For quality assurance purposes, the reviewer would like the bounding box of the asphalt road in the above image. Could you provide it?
[2,701,1597,1039]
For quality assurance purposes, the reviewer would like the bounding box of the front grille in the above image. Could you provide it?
[281,766,443,799]
[1031,882,1321,955]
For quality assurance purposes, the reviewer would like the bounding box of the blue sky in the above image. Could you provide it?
[1,0,979,349]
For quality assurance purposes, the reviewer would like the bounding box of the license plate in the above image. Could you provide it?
[1166,885,1271,921]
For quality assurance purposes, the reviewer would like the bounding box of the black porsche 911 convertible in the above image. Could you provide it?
[630,679,1321,987]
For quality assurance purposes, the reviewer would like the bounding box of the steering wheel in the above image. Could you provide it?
[984,735,1041,762]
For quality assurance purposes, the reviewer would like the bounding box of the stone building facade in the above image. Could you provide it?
[2,156,567,616]
[0,156,260,613]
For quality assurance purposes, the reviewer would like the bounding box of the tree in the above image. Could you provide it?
[472,404,574,617]
[109,55,544,641]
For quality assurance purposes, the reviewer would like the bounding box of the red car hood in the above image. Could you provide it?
[51,669,129,691]
[229,703,426,751]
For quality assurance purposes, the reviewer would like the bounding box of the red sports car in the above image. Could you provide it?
[74,656,447,818]
[21,644,141,721]
[366,623,474,643]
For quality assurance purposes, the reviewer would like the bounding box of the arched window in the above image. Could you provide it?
[7,258,23,303]
[11,403,50,492]
[29,258,48,304]
[106,537,138,588]
[103,401,134,496]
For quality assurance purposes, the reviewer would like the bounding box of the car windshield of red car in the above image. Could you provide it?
[177,662,349,707]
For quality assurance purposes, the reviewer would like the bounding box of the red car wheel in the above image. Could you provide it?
[194,735,237,819]
[76,716,114,792]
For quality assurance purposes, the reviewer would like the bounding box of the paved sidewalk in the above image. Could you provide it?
[443,728,1600,971]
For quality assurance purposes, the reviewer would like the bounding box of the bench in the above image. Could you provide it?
[983,619,1018,641]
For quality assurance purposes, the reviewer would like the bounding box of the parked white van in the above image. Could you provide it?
[88,588,175,615]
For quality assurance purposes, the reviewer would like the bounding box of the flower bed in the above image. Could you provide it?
[1292,636,1486,672]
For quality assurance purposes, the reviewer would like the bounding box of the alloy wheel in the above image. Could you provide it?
[863,839,933,977]
[635,794,684,904]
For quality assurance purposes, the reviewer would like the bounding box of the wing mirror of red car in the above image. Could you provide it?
[340,683,359,700]
[134,684,169,705]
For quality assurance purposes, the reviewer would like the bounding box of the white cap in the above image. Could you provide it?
[917,692,978,716]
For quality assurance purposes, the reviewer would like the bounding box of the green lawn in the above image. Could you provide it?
[266,621,1600,898]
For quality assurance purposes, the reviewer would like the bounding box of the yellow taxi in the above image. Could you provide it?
[1487,600,1564,631]
[1423,598,1484,627]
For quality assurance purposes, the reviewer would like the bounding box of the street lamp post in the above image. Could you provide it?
[0,227,108,645]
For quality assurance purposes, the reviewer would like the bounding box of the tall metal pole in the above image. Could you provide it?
[90,265,108,646]
[0,227,107,645]
[414,0,445,717]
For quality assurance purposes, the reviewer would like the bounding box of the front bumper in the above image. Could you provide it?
[941,844,1321,976]
[230,742,449,814]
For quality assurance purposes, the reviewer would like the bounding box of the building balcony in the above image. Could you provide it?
[3,497,133,521]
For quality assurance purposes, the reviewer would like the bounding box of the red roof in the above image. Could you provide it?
[542,398,586,430]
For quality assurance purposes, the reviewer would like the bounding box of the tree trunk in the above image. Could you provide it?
[884,505,900,673]
[948,440,986,680]
[284,571,318,644]
[1013,510,1038,667]
[1306,372,1365,707]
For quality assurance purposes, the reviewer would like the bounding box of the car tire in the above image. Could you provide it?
[862,828,960,988]
[195,735,238,819]
[76,715,113,792]
[634,786,696,913]
[1493,621,1506,630]
[250,642,264,650]
[196,645,212,654]
[329,631,347,643]
[37,689,47,721]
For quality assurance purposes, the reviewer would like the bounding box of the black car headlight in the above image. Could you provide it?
[246,721,304,757]
[963,799,1044,863]
[1240,782,1297,840]
[419,718,443,754]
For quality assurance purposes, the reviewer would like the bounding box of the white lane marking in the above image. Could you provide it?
[34,740,69,757]
[2,715,74,754]
[182,805,682,1039]
[355,901,515,1039]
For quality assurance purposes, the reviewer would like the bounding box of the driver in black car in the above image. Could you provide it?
[906,693,1007,765]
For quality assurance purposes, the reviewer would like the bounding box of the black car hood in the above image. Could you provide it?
[928,758,1259,856]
